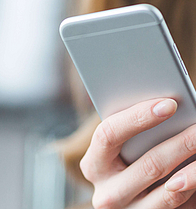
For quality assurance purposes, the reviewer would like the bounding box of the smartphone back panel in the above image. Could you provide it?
[60,5,196,164]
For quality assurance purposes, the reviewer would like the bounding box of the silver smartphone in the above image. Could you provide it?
[60,4,196,165]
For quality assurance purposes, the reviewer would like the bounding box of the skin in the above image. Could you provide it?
[80,98,196,208]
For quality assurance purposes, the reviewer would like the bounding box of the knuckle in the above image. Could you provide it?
[93,120,117,149]
[79,157,87,175]
[92,190,114,209]
[181,127,196,153]
[130,109,149,128]
[163,191,187,208]
[140,152,164,180]
[80,156,94,182]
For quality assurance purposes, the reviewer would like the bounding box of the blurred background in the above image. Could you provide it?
[0,0,86,208]
[2,0,196,209]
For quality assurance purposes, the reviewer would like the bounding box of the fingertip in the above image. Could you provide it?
[153,99,177,117]
[165,173,185,192]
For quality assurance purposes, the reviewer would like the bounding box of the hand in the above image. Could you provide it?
[80,98,196,208]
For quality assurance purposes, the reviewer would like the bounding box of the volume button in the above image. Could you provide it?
[180,60,188,75]
[173,43,181,60]
[173,43,188,75]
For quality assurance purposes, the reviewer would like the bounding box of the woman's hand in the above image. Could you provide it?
[80,98,196,208]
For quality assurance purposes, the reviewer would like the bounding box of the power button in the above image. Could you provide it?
[180,59,188,75]
[173,43,188,75]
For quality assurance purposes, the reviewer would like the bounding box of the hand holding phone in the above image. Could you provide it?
[80,97,196,208]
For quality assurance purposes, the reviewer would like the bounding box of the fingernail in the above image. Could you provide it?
[165,173,185,192]
[153,99,177,117]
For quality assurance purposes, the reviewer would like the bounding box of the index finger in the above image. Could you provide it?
[82,98,177,172]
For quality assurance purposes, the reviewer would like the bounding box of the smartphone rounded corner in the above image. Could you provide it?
[140,4,163,24]
[59,19,67,41]
[59,17,75,41]
[59,23,64,40]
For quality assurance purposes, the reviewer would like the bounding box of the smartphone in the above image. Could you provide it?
[60,4,196,165]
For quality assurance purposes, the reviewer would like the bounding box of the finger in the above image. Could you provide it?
[130,185,195,209]
[165,161,196,192]
[177,191,196,209]
[102,124,196,207]
[81,98,177,176]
